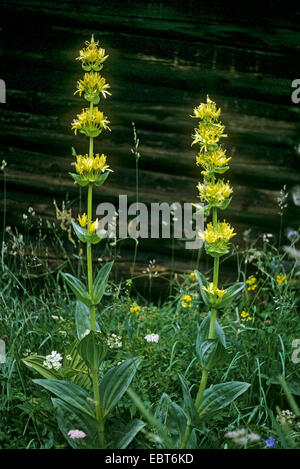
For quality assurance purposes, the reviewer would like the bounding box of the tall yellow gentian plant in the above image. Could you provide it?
[23,37,143,450]
[178,97,249,448]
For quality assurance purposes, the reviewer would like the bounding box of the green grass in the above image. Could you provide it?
[0,222,300,449]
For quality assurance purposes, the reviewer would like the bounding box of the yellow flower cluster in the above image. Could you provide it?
[202,282,227,298]
[192,97,235,259]
[191,97,221,121]
[78,213,99,232]
[246,276,257,291]
[276,273,287,286]
[200,221,236,244]
[181,295,192,308]
[75,153,111,176]
[192,121,227,152]
[77,36,109,71]
[189,271,197,280]
[72,107,110,137]
[197,180,232,205]
[196,147,231,173]
[75,72,111,101]
[240,311,252,322]
[130,305,141,314]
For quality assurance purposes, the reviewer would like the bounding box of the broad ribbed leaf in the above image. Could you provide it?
[156,393,187,444]
[62,272,91,306]
[75,301,101,341]
[69,172,89,187]
[93,261,114,305]
[216,282,245,308]
[113,419,146,449]
[197,311,226,348]
[52,398,98,449]
[196,271,210,306]
[196,338,226,369]
[94,171,110,187]
[178,374,200,427]
[99,357,142,418]
[33,379,95,417]
[22,355,61,380]
[77,330,107,371]
[63,340,91,389]
[198,381,250,420]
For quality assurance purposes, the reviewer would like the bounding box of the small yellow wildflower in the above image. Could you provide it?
[200,221,236,244]
[71,107,110,137]
[75,72,111,101]
[196,147,231,171]
[90,219,99,233]
[246,276,257,291]
[77,36,109,71]
[75,154,111,176]
[191,96,221,121]
[189,271,197,280]
[202,282,227,298]
[130,305,141,314]
[181,294,192,308]
[240,311,252,322]
[197,180,232,205]
[78,213,87,227]
[276,273,287,286]
[192,121,227,151]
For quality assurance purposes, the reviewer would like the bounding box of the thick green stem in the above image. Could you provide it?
[85,106,105,447]
[181,208,220,448]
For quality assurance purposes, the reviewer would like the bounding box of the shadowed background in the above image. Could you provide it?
[0,0,300,295]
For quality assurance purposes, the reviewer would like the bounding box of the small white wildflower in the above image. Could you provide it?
[144,333,160,343]
[66,355,72,361]
[107,333,122,349]
[43,351,63,370]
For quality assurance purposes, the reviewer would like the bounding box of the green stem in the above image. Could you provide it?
[181,208,220,448]
[85,104,105,447]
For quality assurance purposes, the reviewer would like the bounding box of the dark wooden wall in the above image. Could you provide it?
[1,0,300,289]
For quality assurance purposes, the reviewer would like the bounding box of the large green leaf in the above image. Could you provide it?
[156,393,188,445]
[93,261,114,305]
[99,357,142,418]
[71,220,106,245]
[197,311,226,348]
[33,379,95,417]
[62,272,91,306]
[94,171,110,187]
[75,300,101,341]
[77,330,107,371]
[63,340,91,389]
[178,374,200,427]
[69,172,89,187]
[113,419,146,449]
[198,381,250,419]
[52,398,98,449]
[196,338,226,369]
[215,282,245,308]
[22,355,61,380]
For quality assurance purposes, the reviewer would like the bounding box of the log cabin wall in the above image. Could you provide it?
[0,0,300,296]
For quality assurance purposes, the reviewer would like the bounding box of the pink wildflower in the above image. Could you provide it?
[68,429,86,439]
